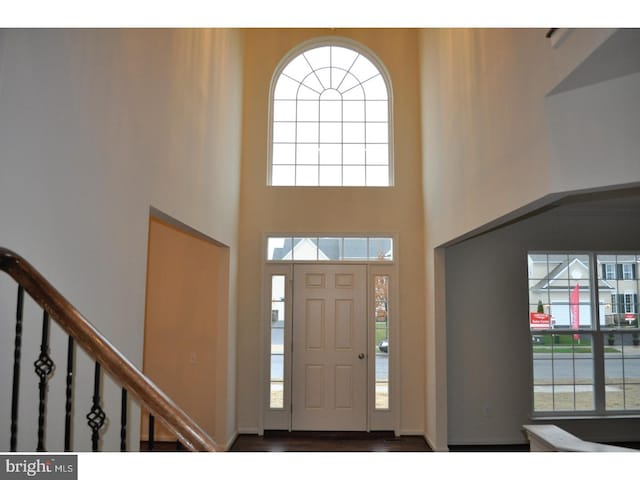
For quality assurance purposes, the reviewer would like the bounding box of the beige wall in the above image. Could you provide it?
[237,28,426,434]
[142,217,230,446]
[419,28,640,449]
[0,28,243,451]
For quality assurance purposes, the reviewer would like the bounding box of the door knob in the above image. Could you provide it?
[358,353,365,359]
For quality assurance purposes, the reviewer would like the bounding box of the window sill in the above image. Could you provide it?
[532,414,640,421]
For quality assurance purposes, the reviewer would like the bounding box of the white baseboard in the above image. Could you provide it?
[423,432,449,452]
[222,430,239,451]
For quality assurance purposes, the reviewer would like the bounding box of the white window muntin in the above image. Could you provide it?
[266,235,394,262]
[268,37,394,187]
[528,251,640,416]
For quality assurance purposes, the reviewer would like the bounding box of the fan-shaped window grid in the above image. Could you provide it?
[271,45,390,187]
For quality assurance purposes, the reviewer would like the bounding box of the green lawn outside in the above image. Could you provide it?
[533,346,620,354]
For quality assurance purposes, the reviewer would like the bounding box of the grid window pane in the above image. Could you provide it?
[528,253,550,280]
[315,68,331,91]
[343,166,366,186]
[338,74,361,96]
[320,122,341,143]
[271,44,390,186]
[531,334,594,413]
[297,100,319,121]
[319,143,341,165]
[292,237,318,260]
[366,122,388,143]
[274,75,300,99]
[270,275,286,409]
[344,238,367,259]
[605,332,640,410]
[299,81,322,99]
[342,85,365,101]
[344,123,365,143]
[271,165,295,186]
[296,144,319,165]
[362,75,388,100]
[317,237,342,260]
[296,165,319,186]
[374,275,390,410]
[529,254,597,415]
[343,144,366,164]
[273,122,296,142]
[331,46,359,72]
[267,237,290,260]
[272,144,295,165]
[320,98,342,121]
[273,100,296,121]
[350,56,378,83]
[343,100,365,121]
[268,236,393,263]
[366,144,388,165]
[366,166,389,187]
[369,238,393,261]
[282,54,313,82]
[297,122,318,143]
[319,166,342,186]
[366,100,388,121]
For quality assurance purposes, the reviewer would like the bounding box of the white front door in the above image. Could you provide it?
[291,264,367,430]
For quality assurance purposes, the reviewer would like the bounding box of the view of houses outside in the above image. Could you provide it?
[528,253,640,413]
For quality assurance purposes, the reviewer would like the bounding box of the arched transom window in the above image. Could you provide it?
[270,42,392,187]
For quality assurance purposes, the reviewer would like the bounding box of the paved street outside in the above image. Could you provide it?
[533,346,640,410]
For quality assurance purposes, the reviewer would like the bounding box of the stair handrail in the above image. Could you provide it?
[0,247,218,452]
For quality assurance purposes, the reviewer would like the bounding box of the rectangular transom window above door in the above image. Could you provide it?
[266,236,394,262]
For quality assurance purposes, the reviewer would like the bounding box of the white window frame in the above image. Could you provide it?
[528,251,640,418]
[623,263,635,280]
[267,37,394,187]
[260,233,400,434]
[605,263,616,280]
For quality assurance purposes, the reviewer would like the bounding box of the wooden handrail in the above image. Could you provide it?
[0,247,218,452]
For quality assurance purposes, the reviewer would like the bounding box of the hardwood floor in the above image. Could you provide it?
[229,431,432,452]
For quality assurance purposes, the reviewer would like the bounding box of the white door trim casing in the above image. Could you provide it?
[262,260,399,433]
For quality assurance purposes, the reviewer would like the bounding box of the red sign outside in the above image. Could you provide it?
[530,312,551,330]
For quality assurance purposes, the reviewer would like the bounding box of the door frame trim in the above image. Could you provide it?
[260,254,399,434]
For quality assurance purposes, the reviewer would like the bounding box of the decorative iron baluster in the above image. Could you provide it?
[148,414,155,452]
[86,362,106,452]
[120,389,127,452]
[64,336,74,452]
[10,285,25,452]
[34,311,55,452]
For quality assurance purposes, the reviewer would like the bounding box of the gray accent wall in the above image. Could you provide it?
[446,201,640,445]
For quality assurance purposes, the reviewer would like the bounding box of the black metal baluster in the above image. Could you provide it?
[86,362,106,452]
[64,336,74,452]
[120,389,127,452]
[34,311,55,452]
[148,414,155,452]
[10,286,24,452]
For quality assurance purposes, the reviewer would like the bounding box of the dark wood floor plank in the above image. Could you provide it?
[229,431,432,452]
